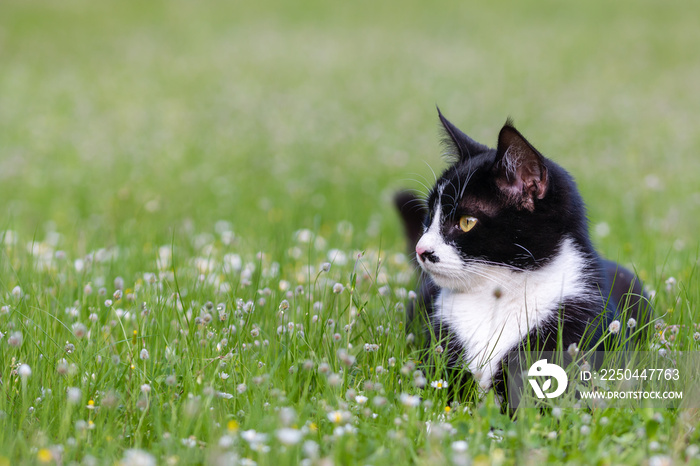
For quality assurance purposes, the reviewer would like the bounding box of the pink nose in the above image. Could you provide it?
[416,244,438,263]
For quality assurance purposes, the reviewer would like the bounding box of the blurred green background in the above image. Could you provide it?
[2,0,699,273]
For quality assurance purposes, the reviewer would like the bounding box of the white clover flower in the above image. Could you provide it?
[8,331,23,348]
[399,393,421,407]
[279,407,296,426]
[140,384,151,394]
[114,276,125,290]
[332,283,344,294]
[18,363,31,378]
[181,437,197,448]
[218,434,235,449]
[276,428,303,445]
[333,424,357,437]
[67,387,82,404]
[608,320,621,334]
[140,349,150,360]
[627,318,637,329]
[327,249,348,266]
[294,229,314,244]
[337,349,356,366]
[451,440,468,453]
[236,383,247,394]
[72,323,87,339]
[567,342,579,357]
[372,396,387,407]
[11,286,22,299]
[327,373,341,387]
[413,376,427,388]
[303,440,319,459]
[431,379,448,390]
[364,343,379,352]
[121,448,156,466]
[665,277,677,292]
[594,222,610,238]
[241,429,268,448]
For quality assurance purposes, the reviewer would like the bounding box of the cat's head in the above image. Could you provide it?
[415,109,587,291]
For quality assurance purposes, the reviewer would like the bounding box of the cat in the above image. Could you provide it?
[396,108,649,400]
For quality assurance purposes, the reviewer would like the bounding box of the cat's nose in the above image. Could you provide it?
[416,245,439,263]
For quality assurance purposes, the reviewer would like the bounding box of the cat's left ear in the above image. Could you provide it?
[493,122,548,211]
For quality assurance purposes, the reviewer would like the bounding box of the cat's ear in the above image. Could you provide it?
[437,107,488,162]
[493,122,548,211]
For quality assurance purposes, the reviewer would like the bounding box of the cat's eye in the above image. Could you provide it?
[458,216,478,233]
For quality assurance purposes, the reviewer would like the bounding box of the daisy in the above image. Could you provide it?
[431,379,448,390]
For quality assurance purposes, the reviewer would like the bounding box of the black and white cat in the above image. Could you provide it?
[396,109,648,396]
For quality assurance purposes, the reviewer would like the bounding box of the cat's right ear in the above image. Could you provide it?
[437,107,488,162]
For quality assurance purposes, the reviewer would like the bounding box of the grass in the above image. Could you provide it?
[1,0,700,464]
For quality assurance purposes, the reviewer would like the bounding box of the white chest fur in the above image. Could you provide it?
[433,237,592,390]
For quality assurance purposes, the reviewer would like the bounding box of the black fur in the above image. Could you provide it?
[396,111,651,402]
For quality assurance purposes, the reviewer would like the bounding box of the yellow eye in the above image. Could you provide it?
[459,216,477,232]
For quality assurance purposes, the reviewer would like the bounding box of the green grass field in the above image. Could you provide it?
[1,0,700,464]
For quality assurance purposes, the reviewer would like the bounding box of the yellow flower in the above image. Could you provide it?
[444,406,451,413]
[227,420,240,432]
[37,449,52,463]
